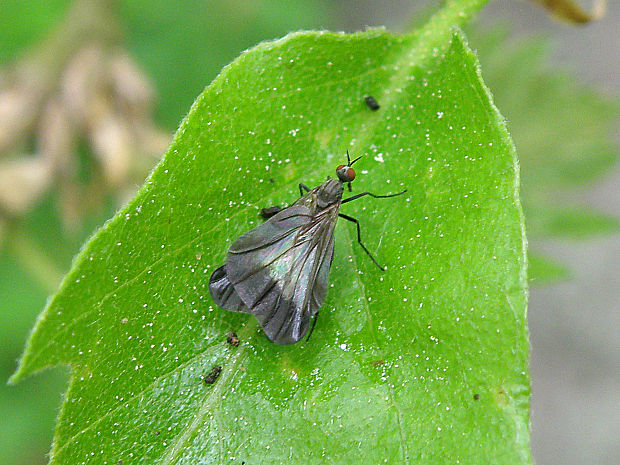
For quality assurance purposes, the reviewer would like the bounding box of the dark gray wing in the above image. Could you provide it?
[208,264,250,313]
[223,204,339,344]
[208,205,312,314]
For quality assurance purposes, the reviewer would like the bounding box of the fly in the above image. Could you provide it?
[209,152,406,345]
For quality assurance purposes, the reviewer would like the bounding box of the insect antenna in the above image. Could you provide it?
[350,155,362,166]
[345,150,363,167]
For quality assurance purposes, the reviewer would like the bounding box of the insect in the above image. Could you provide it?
[203,365,222,384]
[209,152,406,345]
[364,95,380,111]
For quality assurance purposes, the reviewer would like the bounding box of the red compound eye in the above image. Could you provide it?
[336,165,355,182]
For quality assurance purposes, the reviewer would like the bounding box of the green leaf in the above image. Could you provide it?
[13,2,531,463]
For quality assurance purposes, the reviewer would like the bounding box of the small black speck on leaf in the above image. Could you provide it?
[227,332,240,346]
[204,365,222,384]
[364,95,380,110]
[473,393,480,401]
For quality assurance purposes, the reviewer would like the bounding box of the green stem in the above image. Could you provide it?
[410,0,490,45]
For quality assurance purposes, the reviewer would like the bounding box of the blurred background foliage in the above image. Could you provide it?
[471,25,620,281]
[1,1,618,464]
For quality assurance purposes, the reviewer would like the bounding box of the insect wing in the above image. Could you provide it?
[208,264,250,313]
[209,205,313,315]
[225,203,339,344]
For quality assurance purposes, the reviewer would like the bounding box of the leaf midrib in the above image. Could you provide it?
[158,319,258,464]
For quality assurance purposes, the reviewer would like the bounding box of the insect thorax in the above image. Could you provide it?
[317,179,344,209]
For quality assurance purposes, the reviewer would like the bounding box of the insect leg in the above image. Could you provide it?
[260,206,283,219]
[342,189,407,204]
[338,213,385,271]
[299,183,311,197]
[306,312,319,342]
[261,183,312,220]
